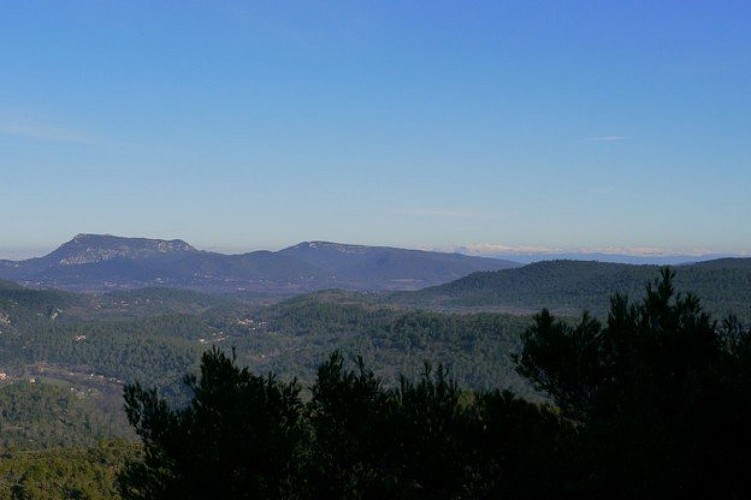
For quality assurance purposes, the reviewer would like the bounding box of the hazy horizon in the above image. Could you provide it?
[1,232,747,266]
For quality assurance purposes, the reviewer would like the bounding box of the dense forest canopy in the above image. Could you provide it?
[400,259,751,320]
[119,270,751,498]
[2,266,751,496]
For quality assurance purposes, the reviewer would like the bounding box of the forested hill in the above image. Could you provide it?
[0,281,92,330]
[395,259,751,320]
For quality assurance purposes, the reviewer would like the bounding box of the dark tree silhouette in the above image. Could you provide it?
[118,269,751,498]
[306,351,395,499]
[119,347,306,500]
[518,268,751,497]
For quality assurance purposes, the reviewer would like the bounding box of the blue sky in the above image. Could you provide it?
[2,1,750,258]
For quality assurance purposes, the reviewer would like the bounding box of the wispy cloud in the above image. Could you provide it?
[582,135,629,142]
[0,123,92,143]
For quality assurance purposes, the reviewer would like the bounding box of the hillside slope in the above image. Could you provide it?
[395,259,751,320]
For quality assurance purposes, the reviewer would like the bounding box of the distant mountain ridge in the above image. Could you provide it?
[280,241,514,285]
[0,234,518,293]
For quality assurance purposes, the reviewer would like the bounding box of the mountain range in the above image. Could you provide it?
[0,234,519,293]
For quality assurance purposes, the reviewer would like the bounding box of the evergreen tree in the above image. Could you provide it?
[119,347,306,500]
[306,351,395,499]
[517,268,751,497]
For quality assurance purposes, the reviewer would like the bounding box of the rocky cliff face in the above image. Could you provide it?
[48,234,198,265]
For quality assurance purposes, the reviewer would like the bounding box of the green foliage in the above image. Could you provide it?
[0,381,125,450]
[0,285,87,332]
[7,267,751,496]
[245,298,533,396]
[0,439,138,499]
[405,259,751,321]
[518,268,751,497]
[99,287,232,317]
[119,349,569,499]
[389,364,475,498]
[0,280,536,475]
[306,352,395,498]
[120,348,306,500]
[466,390,574,498]
[118,264,751,498]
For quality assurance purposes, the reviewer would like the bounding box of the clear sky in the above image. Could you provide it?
[2,1,750,258]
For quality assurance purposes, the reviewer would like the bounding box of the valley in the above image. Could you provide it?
[2,236,751,496]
